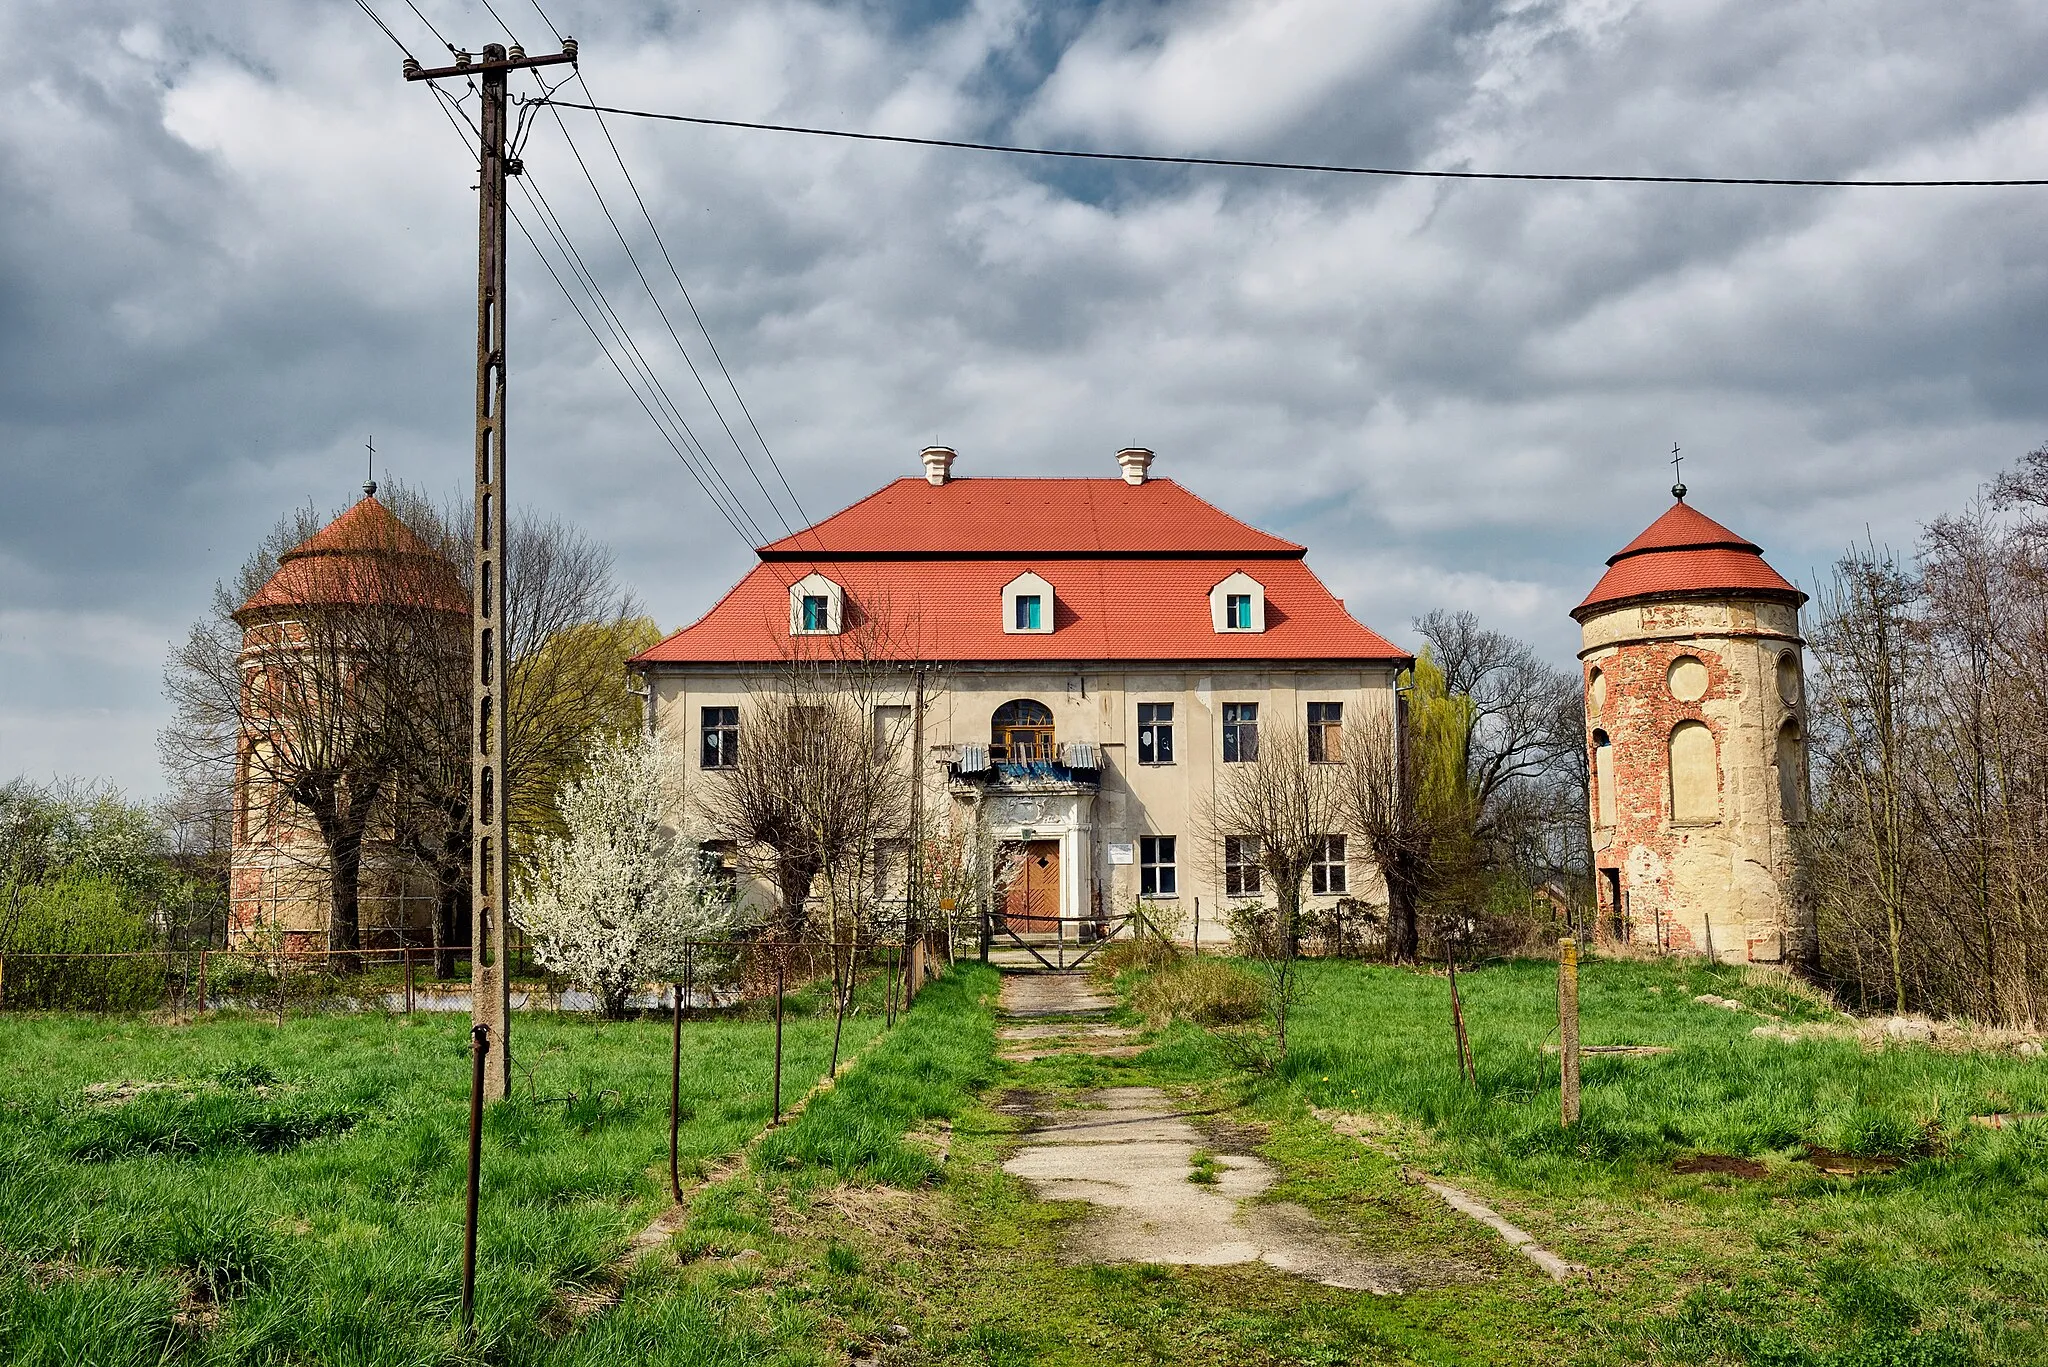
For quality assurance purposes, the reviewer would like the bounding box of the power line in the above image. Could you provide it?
[535,100,2048,189]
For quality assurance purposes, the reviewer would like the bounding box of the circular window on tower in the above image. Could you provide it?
[1777,651,1802,707]
[1667,655,1709,702]
[1588,667,1606,719]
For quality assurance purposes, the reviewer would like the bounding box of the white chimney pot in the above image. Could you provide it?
[922,445,957,486]
[1116,447,1154,485]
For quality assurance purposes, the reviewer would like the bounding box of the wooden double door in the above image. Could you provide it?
[1001,839,1061,933]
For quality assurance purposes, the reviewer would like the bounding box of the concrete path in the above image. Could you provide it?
[1002,1086,1402,1292]
[994,971,1404,1292]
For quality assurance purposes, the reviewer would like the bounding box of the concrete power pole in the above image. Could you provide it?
[404,38,576,1100]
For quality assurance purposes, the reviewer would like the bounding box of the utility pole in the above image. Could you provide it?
[404,37,576,1099]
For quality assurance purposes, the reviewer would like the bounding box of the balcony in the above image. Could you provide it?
[947,740,1101,792]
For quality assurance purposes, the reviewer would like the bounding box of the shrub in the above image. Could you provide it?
[1130,957,1268,1028]
[0,873,162,1009]
[1093,935,1183,978]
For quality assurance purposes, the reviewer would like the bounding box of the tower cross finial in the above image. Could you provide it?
[1670,442,1686,501]
[365,436,378,498]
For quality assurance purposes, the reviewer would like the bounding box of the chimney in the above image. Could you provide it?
[922,445,957,486]
[1116,447,1154,485]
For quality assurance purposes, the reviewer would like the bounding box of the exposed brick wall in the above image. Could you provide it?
[1581,597,1804,962]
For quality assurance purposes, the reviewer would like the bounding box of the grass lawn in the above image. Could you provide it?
[610,955,2046,1367]
[0,981,883,1366]
[8,956,2041,1365]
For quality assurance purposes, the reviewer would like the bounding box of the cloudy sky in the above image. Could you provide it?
[4,0,2046,797]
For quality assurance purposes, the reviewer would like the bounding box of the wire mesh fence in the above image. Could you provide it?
[0,931,951,1018]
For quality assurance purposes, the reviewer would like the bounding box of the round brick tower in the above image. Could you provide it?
[1573,485,1808,964]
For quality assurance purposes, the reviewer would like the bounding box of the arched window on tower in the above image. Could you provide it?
[992,699,1055,762]
[1593,730,1615,828]
[1669,721,1719,824]
[1776,719,1805,823]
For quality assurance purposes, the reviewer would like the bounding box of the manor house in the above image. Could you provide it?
[631,446,1409,937]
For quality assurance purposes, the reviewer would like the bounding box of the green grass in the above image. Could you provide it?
[1140,955,2048,1366]
[0,983,882,1365]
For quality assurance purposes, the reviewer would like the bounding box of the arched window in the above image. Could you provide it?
[1593,729,1615,827]
[1588,667,1606,720]
[1669,721,1719,824]
[1777,651,1802,707]
[1776,719,1805,823]
[992,699,1055,762]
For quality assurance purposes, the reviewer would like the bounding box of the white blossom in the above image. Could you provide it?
[513,733,741,1016]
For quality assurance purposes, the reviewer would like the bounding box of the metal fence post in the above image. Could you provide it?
[196,951,207,1016]
[405,947,415,1015]
[771,955,785,1124]
[1559,936,1582,1128]
[669,974,684,1203]
[462,1022,488,1342]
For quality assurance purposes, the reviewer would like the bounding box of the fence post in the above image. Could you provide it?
[771,956,785,1124]
[461,1023,488,1342]
[669,974,684,1203]
[405,947,415,1015]
[196,951,207,1016]
[0,952,6,1011]
[683,942,694,1023]
[1559,936,1581,1128]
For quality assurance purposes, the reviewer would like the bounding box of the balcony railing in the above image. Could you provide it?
[952,741,1101,785]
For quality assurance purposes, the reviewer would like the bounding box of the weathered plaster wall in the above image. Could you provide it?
[1580,598,1806,962]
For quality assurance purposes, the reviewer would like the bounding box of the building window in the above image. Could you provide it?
[1669,721,1719,824]
[788,572,844,635]
[1137,702,1174,764]
[701,706,738,769]
[1222,702,1259,762]
[1139,836,1177,897]
[1776,720,1805,824]
[1002,571,1055,634]
[872,704,910,763]
[1211,571,1266,632]
[697,841,738,896]
[1307,702,1342,762]
[1014,594,1043,631]
[874,838,910,906]
[1593,729,1615,827]
[1226,594,1252,629]
[992,698,1055,762]
[1224,836,1262,896]
[1311,835,1347,895]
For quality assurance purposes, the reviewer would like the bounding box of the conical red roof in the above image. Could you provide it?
[1574,498,1803,619]
[235,495,469,620]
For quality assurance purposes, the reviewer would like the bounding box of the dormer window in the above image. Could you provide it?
[1210,571,1266,633]
[788,572,844,635]
[1003,572,1055,634]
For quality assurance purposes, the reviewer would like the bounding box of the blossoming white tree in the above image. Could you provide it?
[513,733,740,1018]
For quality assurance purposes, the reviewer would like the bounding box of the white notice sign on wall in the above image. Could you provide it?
[1107,841,1135,865]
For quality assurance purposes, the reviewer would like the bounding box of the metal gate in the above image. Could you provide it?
[978,907,1136,971]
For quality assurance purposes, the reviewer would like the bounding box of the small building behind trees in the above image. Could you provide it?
[1574,482,1808,963]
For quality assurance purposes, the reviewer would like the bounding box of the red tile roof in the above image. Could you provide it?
[757,478,1305,558]
[1575,499,1804,618]
[236,496,469,620]
[638,477,1401,666]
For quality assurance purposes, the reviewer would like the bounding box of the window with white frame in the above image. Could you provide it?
[788,572,844,635]
[1139,836,1177,897]
[1311,835,1347,895]
[1224,835,1262,896]
[1002,571,1056,634]
[700,706,739,769]
[1137,702,1174,764]
[1222,702,1259,762]
[1209,570,1267,633]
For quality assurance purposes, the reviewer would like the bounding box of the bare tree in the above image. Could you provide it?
[1201,725,1345,1055]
